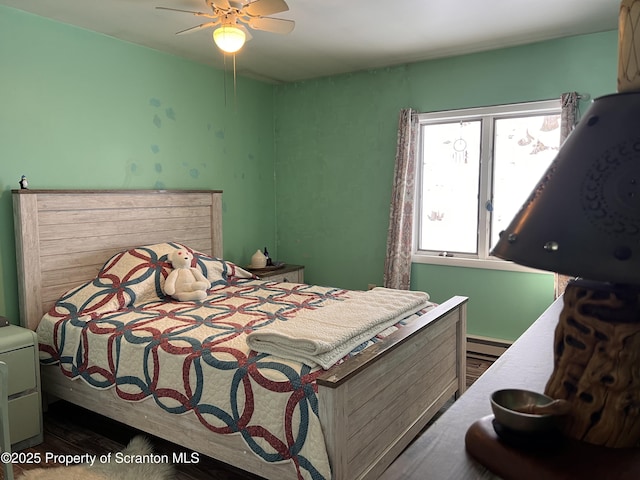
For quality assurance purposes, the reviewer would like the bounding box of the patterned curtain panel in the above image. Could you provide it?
[384,108,419,290]
[555,92,580,298]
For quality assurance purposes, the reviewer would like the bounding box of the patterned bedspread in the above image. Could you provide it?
[37,243,434,480]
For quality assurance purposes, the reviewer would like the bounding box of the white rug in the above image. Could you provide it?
[17,436,175,480]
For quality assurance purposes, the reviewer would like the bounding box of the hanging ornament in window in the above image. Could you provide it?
[452,122,468,164]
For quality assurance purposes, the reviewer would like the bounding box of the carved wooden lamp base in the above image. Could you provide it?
[544,279,640,447]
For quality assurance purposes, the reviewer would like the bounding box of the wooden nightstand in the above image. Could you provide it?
[0,325,43,451]
[250,264,304,283]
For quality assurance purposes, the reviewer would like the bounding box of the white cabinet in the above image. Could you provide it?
[0,325,43,450]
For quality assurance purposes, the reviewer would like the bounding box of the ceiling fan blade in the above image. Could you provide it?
[156,6,205,15]
[247,16,294,34]
[210,0,231,9]
[244,0,289,17]
[176,21,219,35]
[156,6,216,19]
[237,25,254,42]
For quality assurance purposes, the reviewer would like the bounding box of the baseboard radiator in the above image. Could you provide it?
[466,335,512,360]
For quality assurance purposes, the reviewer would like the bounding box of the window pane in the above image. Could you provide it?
[491,114,561,250]
[419,121,481,254]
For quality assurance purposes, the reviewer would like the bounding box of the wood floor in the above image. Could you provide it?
[2,355,494,480]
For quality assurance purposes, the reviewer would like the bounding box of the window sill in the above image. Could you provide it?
[411,253,555,275]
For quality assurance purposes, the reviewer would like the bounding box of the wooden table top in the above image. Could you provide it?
[380,297,562,480]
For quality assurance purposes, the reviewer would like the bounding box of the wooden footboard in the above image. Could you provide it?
[318,296,467,480]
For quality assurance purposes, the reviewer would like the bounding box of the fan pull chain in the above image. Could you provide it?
[222,53,228,108]
[233,53,238,109]
[221,53,238,109]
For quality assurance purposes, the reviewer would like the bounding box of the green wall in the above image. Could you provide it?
[0,6,277,324]
[273,31,618,341]
[411,266,555,341]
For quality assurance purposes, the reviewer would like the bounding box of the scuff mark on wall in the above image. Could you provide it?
[123,160,145,188]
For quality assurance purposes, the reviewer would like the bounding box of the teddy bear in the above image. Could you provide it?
[163,249,210,301]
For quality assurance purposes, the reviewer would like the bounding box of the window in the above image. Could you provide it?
[414,100,562,270]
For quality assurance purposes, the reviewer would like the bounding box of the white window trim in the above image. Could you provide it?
[411,99,561,274]
[412,253,555,275]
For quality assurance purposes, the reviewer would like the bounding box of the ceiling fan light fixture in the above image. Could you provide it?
[213,25,246,53]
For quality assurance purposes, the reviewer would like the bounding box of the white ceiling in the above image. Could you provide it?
[1,0,618,84]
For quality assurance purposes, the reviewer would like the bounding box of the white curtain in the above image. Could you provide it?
[384,108,419,290]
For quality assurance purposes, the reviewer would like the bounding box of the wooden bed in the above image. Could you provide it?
[12,189,468,480]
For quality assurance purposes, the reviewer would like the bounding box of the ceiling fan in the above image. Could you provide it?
[156,0,295,53]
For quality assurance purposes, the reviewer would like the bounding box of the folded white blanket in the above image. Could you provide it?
[246,287,430,369]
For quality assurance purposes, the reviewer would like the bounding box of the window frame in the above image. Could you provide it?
[412,99,562,273]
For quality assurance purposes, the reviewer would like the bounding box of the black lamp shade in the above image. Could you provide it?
[491,92,640,285]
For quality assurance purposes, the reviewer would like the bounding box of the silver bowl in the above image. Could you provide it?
[490,389,559,433]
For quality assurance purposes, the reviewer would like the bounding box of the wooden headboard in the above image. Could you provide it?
[12,190,223,331]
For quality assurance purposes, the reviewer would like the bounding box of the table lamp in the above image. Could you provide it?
[491,0,640,448]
